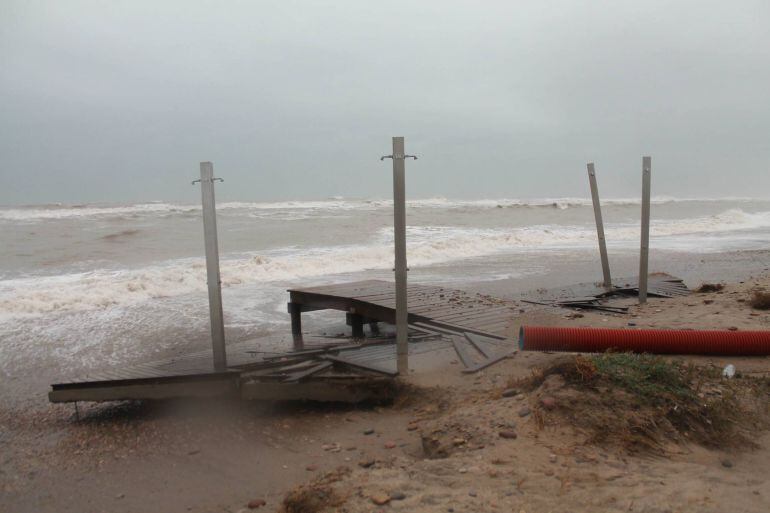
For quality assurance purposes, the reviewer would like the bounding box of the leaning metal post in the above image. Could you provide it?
[587,163,612,289]
[193,162,227,371]
[639,156,652,304]
[381,137,417,375]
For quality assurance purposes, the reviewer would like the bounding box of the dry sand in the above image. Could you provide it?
[2,273,770,513]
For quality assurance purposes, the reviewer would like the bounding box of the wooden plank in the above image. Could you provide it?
[288,280,386,295]
[320,355,398,377]
[429,305,512,322]
[282,361,334,382]
[434,308,511,325]
[462,350,516,374]
[49,376,238,403]
[464,332,493,358]
[450,336,476,368]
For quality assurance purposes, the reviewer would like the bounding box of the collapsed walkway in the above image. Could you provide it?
[49,281,516,404]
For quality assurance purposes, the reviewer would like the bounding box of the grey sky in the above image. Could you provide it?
[1,1,769,205]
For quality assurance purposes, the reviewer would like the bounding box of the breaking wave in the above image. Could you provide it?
[1,196,762,221]
[1,208,769,318]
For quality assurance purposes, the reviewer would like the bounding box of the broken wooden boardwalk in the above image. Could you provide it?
[521,273,689,313]
[49,280,516,404]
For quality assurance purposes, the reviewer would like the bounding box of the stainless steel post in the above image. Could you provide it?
[197,162,227,371]
[381,137,417,375]
[639,156,652,304]
[587,163,612,289]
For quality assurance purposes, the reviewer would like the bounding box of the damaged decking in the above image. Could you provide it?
[288,280,513,345]
[49,280,517,404]
[521,273,689,313]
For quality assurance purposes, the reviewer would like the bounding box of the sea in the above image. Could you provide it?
[2,196,770,403]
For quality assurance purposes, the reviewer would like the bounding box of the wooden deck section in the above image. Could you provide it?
[49,280,516,404]
[288,280,513,348]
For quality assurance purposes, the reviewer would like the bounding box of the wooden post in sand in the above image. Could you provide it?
[195,162,227,371]
[381,137,417,375]
[587,163,612,289]
[638,156,652,304]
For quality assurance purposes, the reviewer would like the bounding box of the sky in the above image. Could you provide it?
[1,1,769,205]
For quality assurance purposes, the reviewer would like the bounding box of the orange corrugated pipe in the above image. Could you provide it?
[519,326,770,356]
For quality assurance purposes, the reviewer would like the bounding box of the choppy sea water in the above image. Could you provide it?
[2,196,770,395]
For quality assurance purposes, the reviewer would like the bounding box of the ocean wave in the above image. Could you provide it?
[2,196,764,221]
[2,208,769,318]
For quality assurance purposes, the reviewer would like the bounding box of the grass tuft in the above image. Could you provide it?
[513,353,767,454]
[590,353,694,404]
[749,290,770,310]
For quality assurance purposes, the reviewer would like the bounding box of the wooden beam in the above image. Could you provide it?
[320,355,398,377]
[49,377,238,403]
[288,302,303,350]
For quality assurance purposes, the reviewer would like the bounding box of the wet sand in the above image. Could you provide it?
[2,259,770,512]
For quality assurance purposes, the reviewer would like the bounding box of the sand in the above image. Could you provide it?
[2,271,770,513]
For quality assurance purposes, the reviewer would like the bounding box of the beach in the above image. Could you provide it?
[2,197,770,407]
[1,198,770,512]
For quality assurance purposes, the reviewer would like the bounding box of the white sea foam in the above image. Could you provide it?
[1,196,763,221]
[2,208,769,319]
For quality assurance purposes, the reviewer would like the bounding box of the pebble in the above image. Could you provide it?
[540,396,557,410]
[518,407,531,417]
[407,423,419,431]
[721,459,733,468]
[390,491,406,501]
[549,453,557,463]
[306,464,318,471]
[371,493,391,506]
[728,326,738,331]
[501,388,518,398]
[247,498,267,509]
[363,428,375,435]
[115,493,125,499]
[468,489,477,497]
[359,458,376,468]
[384,441,397,449]
[498,430,518,439]
[458,467,468,474]
[452,438,466,446]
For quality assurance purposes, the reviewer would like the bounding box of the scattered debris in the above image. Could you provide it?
[697,283,725,293]
[278,467,350,513]
[750,290,770,310]
[370,493,391,505]
[247,498,267,509]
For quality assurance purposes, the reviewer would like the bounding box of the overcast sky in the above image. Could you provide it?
[1,1,769,205]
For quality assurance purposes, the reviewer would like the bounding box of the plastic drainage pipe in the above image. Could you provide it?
[519,326,770,356]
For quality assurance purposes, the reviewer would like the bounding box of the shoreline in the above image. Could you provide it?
[0,262,769,512]
[2,248,769,413]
